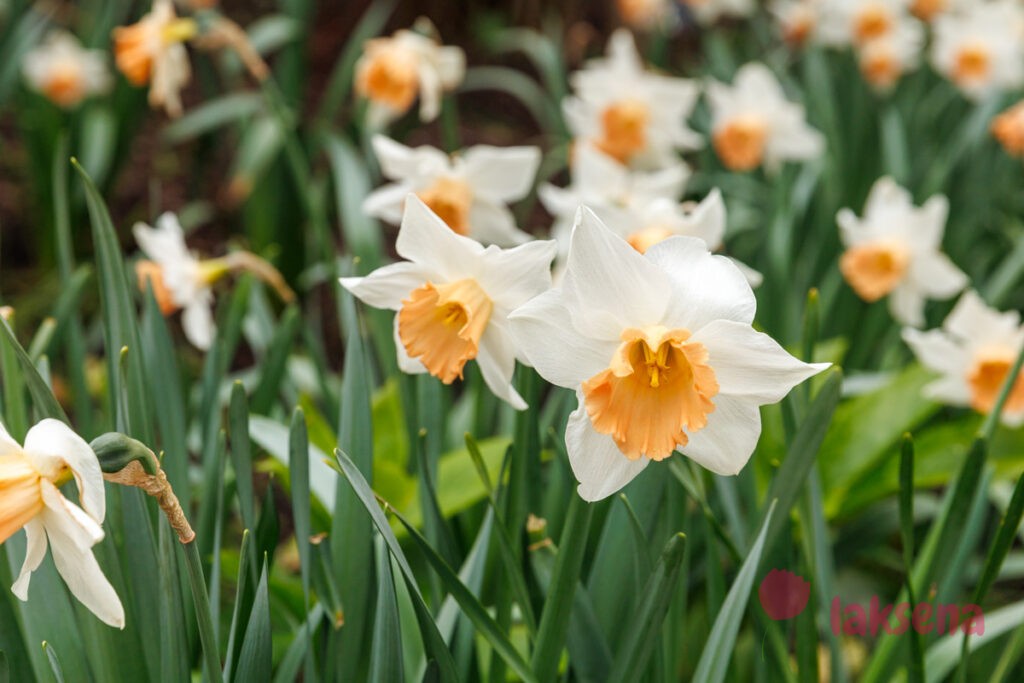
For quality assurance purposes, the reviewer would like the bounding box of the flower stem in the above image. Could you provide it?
[183,540,222,683]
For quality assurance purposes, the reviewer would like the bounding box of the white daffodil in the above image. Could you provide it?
[931,1,1024,101]
[679,0,756,24]
[355,18,465,127]
[903,290,1024,427]
[817,0,911,47]
[113,0,195,117]
[771,0,821,46]
[22,31,111,108]
[858,18,924,91]
[563,30,701,169]
[341,196,556,409]
[363,135,540,246]
[1,419,124,629]
[837,177,967,327]
[508,209,827,501]
[707,63,824,173]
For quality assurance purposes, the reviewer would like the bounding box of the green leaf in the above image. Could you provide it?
[900,436,925,683]
[161,93,265,144]
[250,305,301,414]
[369,540,404,683]
[229,382,258,542]
[234,565,272,683]
[41,643,64,683]
[0,317,66,424]
[692,501,777,683]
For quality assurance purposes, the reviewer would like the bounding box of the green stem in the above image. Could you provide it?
[182,540,222,683]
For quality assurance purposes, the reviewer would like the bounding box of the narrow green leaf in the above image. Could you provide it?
[900,435,925,683]
[250,305,300,414]
[229,382,258,546]
[41,643,64,683]
[369,540,404,683]
[0,317,66,424]
[234,565,272,683]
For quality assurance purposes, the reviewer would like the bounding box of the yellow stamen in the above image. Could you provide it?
[967,351,1024,415]
[713,115,769,172]
[0,454,44,545]
[595,100,650,164]
[356,41,420,113]
[398,279,493,383]
[853,4,893,45]
[627,226,673,254]
[416,178,474,235]
[953,44,990,86]
[581,326,719,461]
[839,240,910,302]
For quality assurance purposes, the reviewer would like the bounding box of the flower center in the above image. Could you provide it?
[783,13,815,46]
[581,326,719,461]
[861,49,900,88]
[992,103,1024,157]
[416,178,474,235]
[853,5,893,44]
[0,453,44,545]
[357,43,420,112]
[398,279,493,383]
[954,44,990,85]
[42,62,85,107]
[136,260,179,315]
[839,239,910,302]
[713,115,769,172]
[596,100,650,164]
[967,351,1024,416]
[910,0,946,22]
[627,225,674,254]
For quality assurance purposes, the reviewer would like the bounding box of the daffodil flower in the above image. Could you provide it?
[707,63,824,173]
[508,209,828,501]
[930,2,1024,101]
[770,0,819,46]
[858,19,923,91]
[992,100,1024,158]
[134,213,294,351]
[616,0,679,31]
[837,177,967,327]
[816,0,910,47]
[903,290,1024,427]
[355,18,465,128]
[113,0,196,117]
[22,31,111,108]
[363,135,540,246]
[1,419,124,629]
[679,0,756,25]
[341,197,556,409]
[563,30,701,169]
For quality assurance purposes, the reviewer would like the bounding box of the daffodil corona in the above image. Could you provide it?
[0,419,124,628]
[341,196,556,409]
[22,31,111,108]
[508,209,828,501]
[113,0,195,117]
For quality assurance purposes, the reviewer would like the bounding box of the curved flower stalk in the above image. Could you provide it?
[364,135,540,246]
[134,212,295,350]
[903,290,1024,427]
[930,1,1024,101]
[355,17,465,128]
[508,209,828,501]
[22,31,111,108]
[341,196,556,409]
[837,177,967,327]
[706,63,824,173]
[0,419,124,629]
[563,30,701,169]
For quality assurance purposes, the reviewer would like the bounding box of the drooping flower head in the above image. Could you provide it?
[342,197,556,409]
[364,135,540,246]
[508,209,828,500]
[903,291,1024,426]
[837,177,967,327]
[707,63,824,173]
[23,31,111,108]
[112,0,195,117]
[930,1,1024,101]
[563,30,701,169]
[355,18,465,127]
[1,419,124,628]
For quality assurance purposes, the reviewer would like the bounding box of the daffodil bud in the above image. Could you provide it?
[89,432,160,475]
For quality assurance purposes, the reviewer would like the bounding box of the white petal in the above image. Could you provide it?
[475,323,527,410]
[395,195,485,280]
[680,395,762,476]
[944,290,1019,343]
[436,46,465,89]
[921,375,971,405]
[181,297,215,351]
[476,239,557,313]
[565,402,649,502]
[25,419,104,523]
[132,213,190,265]
[690,320,829,403]
[678,189,726,249]
[417,62,442,122]
[392,315,428,375]
[644,236,757,330]
[0,420,23,456]
[901,327,970,375]
[889,284,926,328]
[467,201,532,247]
[362,183,413,224]
[340,262,432,311]
[371,135,448,181]
[11,519,48,600]
[507,289,617,388]
[40,481,104,550]
[908,252,968,300]
[459,146,541,201]
[563,207,670,338]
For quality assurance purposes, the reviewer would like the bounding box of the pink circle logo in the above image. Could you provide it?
[758,569,811,620]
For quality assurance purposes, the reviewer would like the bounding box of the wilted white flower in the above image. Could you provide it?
[837,177,967,327]
[563,30,701,169]
[355,18,465,127]
[23,31,111,108]
[364,135,540,246]
[1,419,124,629]
[903,290,1024,426]
[508,209,827,501]
[707,63,824,172]
[341,197,556,409]
[113,0,195,117]
[930,1,1024,101]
